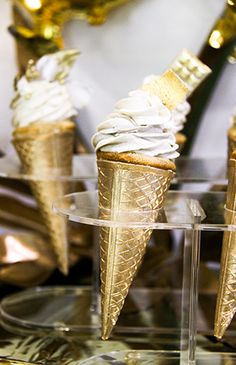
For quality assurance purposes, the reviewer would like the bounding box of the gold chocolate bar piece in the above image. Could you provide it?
[170,49,211,94]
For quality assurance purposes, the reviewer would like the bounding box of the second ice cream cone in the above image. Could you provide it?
[11,49,86,274]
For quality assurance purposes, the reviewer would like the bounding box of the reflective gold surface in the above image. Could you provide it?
[11,0,132,50]
[98,159,174,340]
[13,121,75,274]
[214,158,236,338]
[208,1,236,62]
[0,233,55,287]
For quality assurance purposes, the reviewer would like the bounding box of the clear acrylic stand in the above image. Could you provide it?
[0,154,232,364]
[52,190,236,364]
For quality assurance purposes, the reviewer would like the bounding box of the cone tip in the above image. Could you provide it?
[101,323,113,341]
[59,262,69,276]
[214,325,225,340]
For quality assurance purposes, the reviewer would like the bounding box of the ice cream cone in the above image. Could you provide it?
[175,132,187,152]
[93,66,189,339]
[12,120,75,274]
[97,151,175,339]
[228,123,236,161]
[214,157,236,338]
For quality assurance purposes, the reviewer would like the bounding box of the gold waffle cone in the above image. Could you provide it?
[228,126,236,161]
[97,155,174,339]
[214,158,236,338]
[12,121,75,274]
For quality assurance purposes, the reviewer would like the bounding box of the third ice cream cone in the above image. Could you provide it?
[214,155,236,338]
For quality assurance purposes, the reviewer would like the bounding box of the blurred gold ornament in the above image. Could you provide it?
[0,232,56,287]
[208,1,236,63]
[11,0,132,50]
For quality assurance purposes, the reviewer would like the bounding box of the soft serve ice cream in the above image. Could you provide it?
[11,50,89,128]
[92,89,179,159]
[171,100,190,134]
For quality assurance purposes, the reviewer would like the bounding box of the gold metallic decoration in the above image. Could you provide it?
[208,1,236,63]
[0,232,56,287]
[26,48,79,82]
[24,59,39,81]
[11,0,132,51]
[214,155,236,338]
[12,121,75,275]
[170,49,212,95]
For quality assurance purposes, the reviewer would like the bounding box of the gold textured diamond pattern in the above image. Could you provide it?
[214,157,236,338]
[13,122,74,274]
[97,159,174,339]
[214,218,236,338]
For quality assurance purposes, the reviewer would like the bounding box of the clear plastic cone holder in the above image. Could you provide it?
[51,189,236,365]
[0,153,235,364]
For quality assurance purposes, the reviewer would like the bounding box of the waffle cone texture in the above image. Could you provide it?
[12,121,75,274]
[97,152,175,339]
[214,158,236,338]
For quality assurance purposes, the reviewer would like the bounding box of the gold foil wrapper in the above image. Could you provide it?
[97,158,174,340]
[214,158,236,338]
[170,49,211,95]
[142,70,189,110]
[13,120,75,274]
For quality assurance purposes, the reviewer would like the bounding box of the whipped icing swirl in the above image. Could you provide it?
[12,50,90,128]
[92,89,179,159]
[171,100,190,134]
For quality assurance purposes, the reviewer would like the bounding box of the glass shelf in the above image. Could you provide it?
[79,350,236,364]
[54,190,233,232]
[0,154,97,181]
[0,154,226,183]
[1,286,232,339]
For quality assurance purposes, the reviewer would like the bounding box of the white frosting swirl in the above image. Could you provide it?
[12,50,90,128]
[92,89,179,159]
[171,100,191,133]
